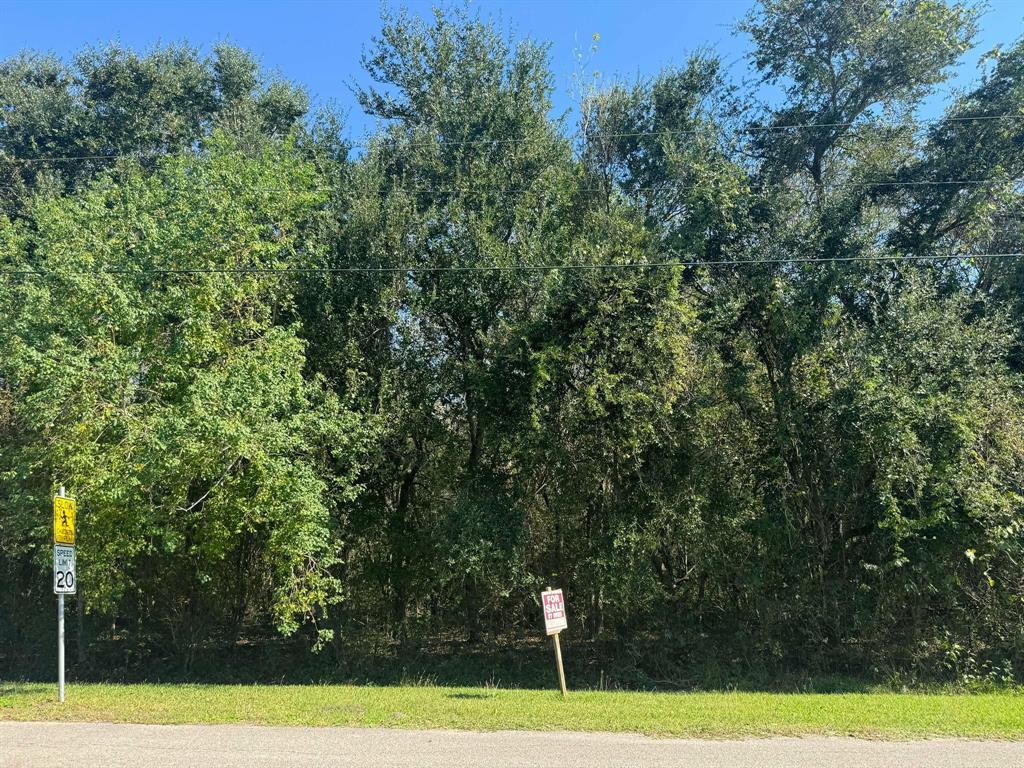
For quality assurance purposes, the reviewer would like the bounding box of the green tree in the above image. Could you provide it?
[2,1,1023,685]
[0,137,365,667]
[0,43,309,216]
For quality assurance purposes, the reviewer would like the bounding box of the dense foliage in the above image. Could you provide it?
[2,1,1022,686]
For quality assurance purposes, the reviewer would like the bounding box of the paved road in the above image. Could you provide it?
[3,721,1023,767]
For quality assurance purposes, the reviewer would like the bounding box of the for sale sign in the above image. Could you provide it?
[542,588,567,635]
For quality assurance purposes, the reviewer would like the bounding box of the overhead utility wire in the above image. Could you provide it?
[2,253,1022,279]
[1,177,1020,198]
[4,113,1023,163]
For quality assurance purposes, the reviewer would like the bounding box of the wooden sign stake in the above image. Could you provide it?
[552,631,567,698]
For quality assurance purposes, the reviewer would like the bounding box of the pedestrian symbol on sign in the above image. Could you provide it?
[53,496,76,546]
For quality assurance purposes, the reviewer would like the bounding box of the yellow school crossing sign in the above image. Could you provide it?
[53,495,76,546]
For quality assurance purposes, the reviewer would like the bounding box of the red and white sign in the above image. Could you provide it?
[542,588,567,635]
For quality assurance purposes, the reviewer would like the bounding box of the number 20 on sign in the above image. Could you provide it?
[53,545,76,595]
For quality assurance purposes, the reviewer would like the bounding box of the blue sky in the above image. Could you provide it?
[2,0,1022,140]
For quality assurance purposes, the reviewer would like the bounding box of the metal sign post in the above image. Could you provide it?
[542,587,569,698]
[58,592,64,703]
[53,486,77,704]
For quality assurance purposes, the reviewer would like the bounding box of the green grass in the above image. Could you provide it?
[2,682,1023,738]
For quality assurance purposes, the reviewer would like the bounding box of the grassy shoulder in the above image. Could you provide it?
[2,682,1023,738]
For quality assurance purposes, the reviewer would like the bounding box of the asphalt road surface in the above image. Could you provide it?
[3,722,1024,767]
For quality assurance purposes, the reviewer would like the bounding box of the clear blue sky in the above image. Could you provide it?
[2,0,1022,140]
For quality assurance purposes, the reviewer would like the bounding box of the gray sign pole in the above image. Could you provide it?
[57,485,65,704]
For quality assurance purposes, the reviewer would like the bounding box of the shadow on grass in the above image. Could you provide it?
[5,633,1008,695]
[0,682,47,695]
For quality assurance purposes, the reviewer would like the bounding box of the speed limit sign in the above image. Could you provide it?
[53,545,76,595]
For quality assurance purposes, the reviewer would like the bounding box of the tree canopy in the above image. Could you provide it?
[1,1,1022,686]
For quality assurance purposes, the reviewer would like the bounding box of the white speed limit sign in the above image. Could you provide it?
[53,545,76,595]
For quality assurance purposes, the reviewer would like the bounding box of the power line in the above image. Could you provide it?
[577,112,1024,143]
[2,113,1022,164]
[1,176,1020,199]
[2,252,1021,279]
